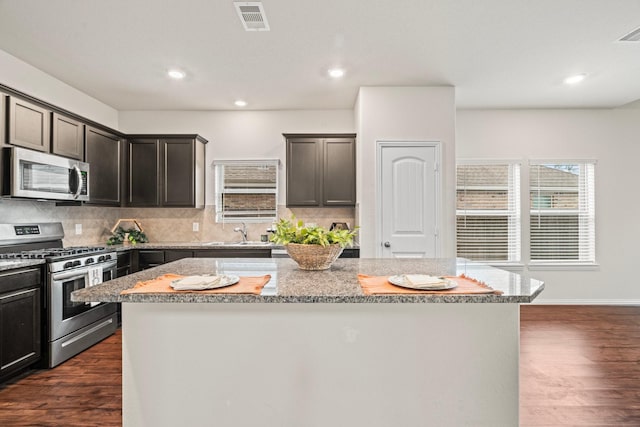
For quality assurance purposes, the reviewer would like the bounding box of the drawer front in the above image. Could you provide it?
[0,267,42,294]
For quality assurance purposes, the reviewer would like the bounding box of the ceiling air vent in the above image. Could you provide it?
[234,2,270,31]
[618,26,640,42]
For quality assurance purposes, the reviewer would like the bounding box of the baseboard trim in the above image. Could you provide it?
[527,299,640,306]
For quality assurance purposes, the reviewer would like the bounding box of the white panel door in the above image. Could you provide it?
[379,143,439,258]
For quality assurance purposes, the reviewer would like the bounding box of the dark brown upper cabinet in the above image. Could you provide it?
[85,126,123,206]
[127,138,160,207]
[127,135,207,208]
[284,133,356,207]
[52,113,84,160]
[7,96,51,152]
[162,138,201,207]
[285,136,321,206]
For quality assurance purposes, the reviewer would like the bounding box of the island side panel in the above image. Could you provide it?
[122,303,519,427]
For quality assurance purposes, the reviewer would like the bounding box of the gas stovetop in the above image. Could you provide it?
[0,246,110,261]
[0,222,117,272]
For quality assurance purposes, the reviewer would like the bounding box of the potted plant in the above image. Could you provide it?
[270,217,358,270]
[107,226,149,245]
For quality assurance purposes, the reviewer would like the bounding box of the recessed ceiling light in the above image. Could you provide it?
[564,74,587,85]
[234,100,247,107]
[328,68,345,79]
[167,69,186,80]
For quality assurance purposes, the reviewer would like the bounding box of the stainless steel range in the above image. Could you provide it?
[0,222,117,367]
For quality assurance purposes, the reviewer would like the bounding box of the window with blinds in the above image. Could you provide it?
[456,163,521,262]
[529,162,595,264]
[214,160,278,223]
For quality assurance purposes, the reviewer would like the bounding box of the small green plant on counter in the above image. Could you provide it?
[106,227,149,245]
[270,217,357,248]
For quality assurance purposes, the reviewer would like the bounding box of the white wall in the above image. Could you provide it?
[457,108,640,303]
[355,87,456,258]
[118,109,354,206]
[0,49,119,128]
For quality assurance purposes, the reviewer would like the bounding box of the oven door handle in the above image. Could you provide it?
[51,260,117,281]
[51,271,88,282]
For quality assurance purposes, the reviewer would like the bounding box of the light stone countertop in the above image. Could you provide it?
[0,259,46,272]
[72,257,544,304]
[106,242,276,251]
[105,242,359,252]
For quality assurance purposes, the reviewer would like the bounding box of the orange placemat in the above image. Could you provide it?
[120,273,271,295]
[357,274,503,295]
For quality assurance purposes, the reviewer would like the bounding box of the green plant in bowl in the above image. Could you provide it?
[270,217,358,270]
[270,217,357,247]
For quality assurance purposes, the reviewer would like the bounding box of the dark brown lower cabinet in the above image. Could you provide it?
[0,267,42,383]
[133,248,273,272]
[116,252,132,278]
[165,250,194,262]
[194,249,271,258]
[137,250,165,270]
[339,248,360,258]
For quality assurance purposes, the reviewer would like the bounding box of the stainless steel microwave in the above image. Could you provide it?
[2,147,90,201]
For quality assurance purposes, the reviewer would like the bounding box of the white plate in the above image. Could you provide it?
[170,274,240,291]
[388,275,457,291]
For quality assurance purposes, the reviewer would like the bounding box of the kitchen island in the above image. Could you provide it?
[73,257,543,427]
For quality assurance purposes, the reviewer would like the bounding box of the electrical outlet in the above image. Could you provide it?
[193,222,199,232]
[75,224,82,235]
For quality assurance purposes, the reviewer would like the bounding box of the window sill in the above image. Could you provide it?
[527,263,600,271]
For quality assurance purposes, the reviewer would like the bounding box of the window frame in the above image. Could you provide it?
[455,159,522,266]
[528,160,597,268]
[213,159,279,224]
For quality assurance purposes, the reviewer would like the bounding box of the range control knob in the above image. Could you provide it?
[98,256,105,262]
[85,258,95,265]
[64,261,74,269]
[73,260,81,267]
[104,254,112,260]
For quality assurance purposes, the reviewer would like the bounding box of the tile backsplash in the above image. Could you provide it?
[0,199,355,246]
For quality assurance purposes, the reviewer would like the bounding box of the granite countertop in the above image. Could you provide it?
[106,241,276,252]
[0,259,46,272]
[72,257,544,304]
[105,242,359,252]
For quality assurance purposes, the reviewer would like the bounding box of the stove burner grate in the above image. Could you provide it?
[0,246,109,260]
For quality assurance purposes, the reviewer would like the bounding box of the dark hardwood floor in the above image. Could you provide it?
[0,329,122,427]
[1,306,639,426]
[520,305,640,426]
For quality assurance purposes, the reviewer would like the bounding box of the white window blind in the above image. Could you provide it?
[456,163,521,262]
[214,160,278,223]
[529,162,595,264]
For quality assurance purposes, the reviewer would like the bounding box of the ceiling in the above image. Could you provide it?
[1,0,639,111]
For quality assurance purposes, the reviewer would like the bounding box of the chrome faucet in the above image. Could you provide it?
[234,222,248,242]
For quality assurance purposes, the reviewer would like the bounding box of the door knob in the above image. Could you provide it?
[384,241,391,248]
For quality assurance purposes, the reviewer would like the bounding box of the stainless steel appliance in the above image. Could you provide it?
[0,222,117,367]
[1,147,90,201]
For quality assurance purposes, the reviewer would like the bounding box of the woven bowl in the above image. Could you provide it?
[285,243,344,270]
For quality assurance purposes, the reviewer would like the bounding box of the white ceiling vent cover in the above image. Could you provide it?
[234,2,270,31]
[618,26,640,42]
